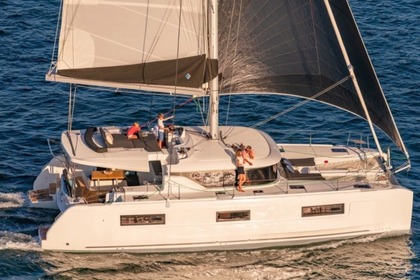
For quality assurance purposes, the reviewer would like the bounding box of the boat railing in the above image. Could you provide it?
[167,182,181,200]
[47,137,62,157]
[267,128,373,148]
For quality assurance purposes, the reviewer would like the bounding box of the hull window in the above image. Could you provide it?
[120,214,165,226]
[216,210,250,222]
[175,164,278,188]
[302,203,344,217]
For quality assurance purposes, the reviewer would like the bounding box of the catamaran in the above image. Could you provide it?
[29,0,413,252]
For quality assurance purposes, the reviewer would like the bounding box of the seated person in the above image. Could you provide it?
[127,122,141,139]
[243,145,255,160]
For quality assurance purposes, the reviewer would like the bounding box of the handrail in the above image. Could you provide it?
[47,137,61,157]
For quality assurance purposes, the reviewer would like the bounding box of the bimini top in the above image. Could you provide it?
[60,125,281,173]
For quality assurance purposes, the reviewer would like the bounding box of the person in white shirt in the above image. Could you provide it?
[157,113,173,149]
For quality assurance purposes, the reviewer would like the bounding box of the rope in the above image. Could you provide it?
[140,97,195,130]
[50,0,63,72]
[148,95,154,130]
[140,0,150,82]
[223,0,242,125]
[251,75,351,129]
[172,0,183,94]
[68,84,77,131]
[194,98,207,126]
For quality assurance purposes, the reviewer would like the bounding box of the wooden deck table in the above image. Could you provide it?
[91,170,125,186]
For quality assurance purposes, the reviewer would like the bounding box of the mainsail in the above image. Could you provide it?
[47,0,409,159]
[49,0,217,95]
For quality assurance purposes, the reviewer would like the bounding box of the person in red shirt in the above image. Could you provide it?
[127,122,141,139]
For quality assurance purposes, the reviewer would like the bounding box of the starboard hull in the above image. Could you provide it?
[39,186,412,253]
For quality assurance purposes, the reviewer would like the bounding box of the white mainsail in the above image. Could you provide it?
[49,0,217,96]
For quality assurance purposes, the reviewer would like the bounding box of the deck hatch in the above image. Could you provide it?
[302,203,345,217]
[120,214,165,226]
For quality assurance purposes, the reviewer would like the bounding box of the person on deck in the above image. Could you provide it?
[127,122,141,139]
[235,150,247,192]
[157,113,174,149]
[243,145,255,165]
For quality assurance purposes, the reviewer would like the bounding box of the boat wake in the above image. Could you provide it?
[303,232,410,252]
[0,231,41,251]
[0,192,26,208]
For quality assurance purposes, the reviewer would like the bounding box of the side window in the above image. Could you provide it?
[216,210,250,222]
[120,214,165,226]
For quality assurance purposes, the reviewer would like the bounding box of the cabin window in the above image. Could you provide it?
[120,214,165,226]
[354,183,371,189]
[175,164,278,188]
[216,210,250,222]
[331,148,347,153]
[302,203,344,217]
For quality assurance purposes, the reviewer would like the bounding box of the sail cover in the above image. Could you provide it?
[53,0,217,93]
[218,0,407,154]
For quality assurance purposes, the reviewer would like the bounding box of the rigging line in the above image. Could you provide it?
[203,98,209,126]
[251,75,351,129]
[67,84,77,131]
[148,95,154,129]
[141,0,150,81]
[140,97,195,128]
[172,0,183,95]
[144,2,172,62]
[225,95,232,126]
[171,95,177,126]
[50,0,63,71]
[229,0,243,94]
[194,98,207,126]
[223,0,237,126]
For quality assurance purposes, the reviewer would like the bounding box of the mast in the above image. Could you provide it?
[208,0,219,140]
[324,0,385,160]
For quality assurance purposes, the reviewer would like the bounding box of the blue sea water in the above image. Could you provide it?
[0,0,419,279]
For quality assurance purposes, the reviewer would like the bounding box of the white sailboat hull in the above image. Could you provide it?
[40,186,412,253]
[34,0,413,254]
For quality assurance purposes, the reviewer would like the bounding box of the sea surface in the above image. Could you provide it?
[0,0,419,279]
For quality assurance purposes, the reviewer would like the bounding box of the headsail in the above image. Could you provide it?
[218,0,408,157]
[48,0,217,96]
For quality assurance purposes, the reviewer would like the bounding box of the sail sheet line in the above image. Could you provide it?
[172,0,182,95]
[250,75,350,130]
[50,0,63,74]
[68,84,77,132]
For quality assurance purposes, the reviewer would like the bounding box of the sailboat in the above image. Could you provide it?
[29,0,413,252]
